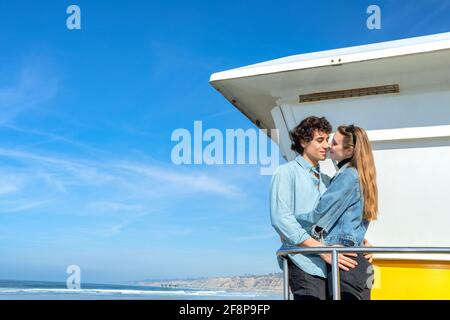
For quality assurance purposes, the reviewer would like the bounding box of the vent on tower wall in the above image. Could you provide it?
[299,84,400,103]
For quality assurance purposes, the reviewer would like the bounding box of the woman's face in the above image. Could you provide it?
[329,131,354,162]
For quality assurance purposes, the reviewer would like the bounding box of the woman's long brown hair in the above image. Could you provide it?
[338,125,378,221]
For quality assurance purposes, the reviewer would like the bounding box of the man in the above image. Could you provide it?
[270,116,372,300]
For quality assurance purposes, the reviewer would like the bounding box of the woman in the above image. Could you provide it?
[296,124,378,300]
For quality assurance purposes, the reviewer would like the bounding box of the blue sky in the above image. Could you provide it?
[0,0,449,284]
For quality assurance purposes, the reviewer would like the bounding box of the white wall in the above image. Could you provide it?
[273,85,450,256]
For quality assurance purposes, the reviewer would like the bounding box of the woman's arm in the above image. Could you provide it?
[363,238,374,263]
[296,168,360,236]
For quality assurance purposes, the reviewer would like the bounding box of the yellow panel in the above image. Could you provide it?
[370,259,450,300]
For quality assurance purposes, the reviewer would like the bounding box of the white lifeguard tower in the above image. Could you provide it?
[210,32,450,299]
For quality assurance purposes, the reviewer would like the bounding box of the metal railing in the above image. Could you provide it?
[277,246,450,300]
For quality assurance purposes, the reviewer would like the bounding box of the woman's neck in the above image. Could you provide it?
[337,157,351,169]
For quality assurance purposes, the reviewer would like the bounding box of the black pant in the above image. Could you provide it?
[327,253,374,300]
[288,256,373,300]
[288,258,327,300]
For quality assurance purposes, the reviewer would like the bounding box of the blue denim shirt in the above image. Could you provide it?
[296,163,370,248]
[270,156,330,278]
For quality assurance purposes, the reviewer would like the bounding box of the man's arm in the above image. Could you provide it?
[269,167,310,246]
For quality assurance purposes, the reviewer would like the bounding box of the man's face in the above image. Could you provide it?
[301,130,330,163]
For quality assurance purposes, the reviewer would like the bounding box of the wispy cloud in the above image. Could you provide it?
[227,233,276,241]
[201,109,237,120]
[0,147,121,189]
[0,146,243,197]
[0,64,58,125]
[0,198,49,214]
[0,174,23,196]
[0,144,246,231]
[87,201,146,214]
[84,201,152,220]
[104,121,164,139]
[86,220,135,238]
[404,1,450,36]
[1,124,105,157]
[115,163,242,198]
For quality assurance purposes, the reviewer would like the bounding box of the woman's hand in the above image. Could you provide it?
[363,238,373,263]
[319,245,358,271]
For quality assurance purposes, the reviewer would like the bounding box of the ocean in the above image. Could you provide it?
[0,280,281,300]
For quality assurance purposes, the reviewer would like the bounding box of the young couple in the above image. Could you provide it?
[270,116,378,300]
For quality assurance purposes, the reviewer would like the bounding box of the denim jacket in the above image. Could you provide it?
[296,163,370,248]
[270,156,330,278]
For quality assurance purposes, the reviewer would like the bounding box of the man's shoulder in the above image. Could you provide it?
[271,160,301,184]
[273,159,299,175]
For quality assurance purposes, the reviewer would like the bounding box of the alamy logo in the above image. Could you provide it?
[66,265,81,289]
[171,121,280,175]
[66,5,81,30]
[367,5,381,30]
[366,264,381,290]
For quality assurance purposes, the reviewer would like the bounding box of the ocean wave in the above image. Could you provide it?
[0,287,262,297]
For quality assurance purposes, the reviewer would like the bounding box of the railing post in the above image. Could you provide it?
[331,249,341,300]
[283,257,289,300]
[277,246,450,301]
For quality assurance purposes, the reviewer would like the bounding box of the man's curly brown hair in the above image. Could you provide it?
[290,116,332,155]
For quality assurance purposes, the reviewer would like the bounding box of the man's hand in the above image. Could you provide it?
[319,245,358,271]
[300,237,358,271]
[363,238,373,263]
